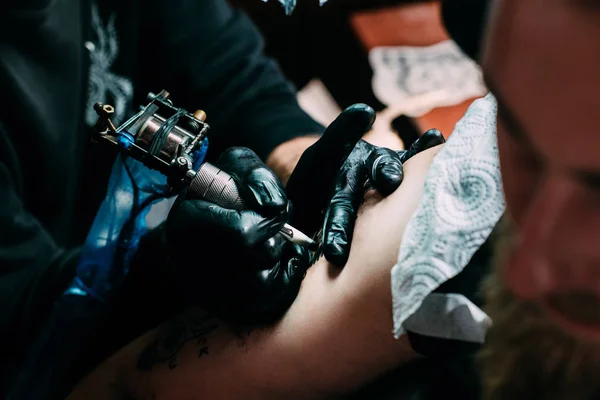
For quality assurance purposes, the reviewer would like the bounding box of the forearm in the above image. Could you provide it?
[268,149,444,393]
[266,135,320,185]
[72,266,416,400]
[69,309,296,400]
[68,147,442,400]
[265,118,407,185]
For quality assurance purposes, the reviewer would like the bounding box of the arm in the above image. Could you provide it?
[0,122,79,384]
[136,0,324,171]
[266,135,319,186]
[266,119,407,187]
[67,145,442,400]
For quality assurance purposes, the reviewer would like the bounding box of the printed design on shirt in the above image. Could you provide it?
[84,2,134,127]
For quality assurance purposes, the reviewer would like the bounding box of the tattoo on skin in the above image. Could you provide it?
[136,309,219,371]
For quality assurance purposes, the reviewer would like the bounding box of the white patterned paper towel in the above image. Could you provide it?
[391,93,505,338]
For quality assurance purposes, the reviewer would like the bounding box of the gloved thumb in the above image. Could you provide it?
[166,194,285,263]
[366,147,404,197]
[399,129,445,163]
[213,147,288,218]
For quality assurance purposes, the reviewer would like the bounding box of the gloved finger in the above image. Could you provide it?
[322,171,366,266]
[250,233,287,271]
[366,147,404,197]
[282,243,310,288]
[310,103,376,161]
[399,129,445,163]
[248,242,308,295]
[167,196,286,254]
[214,147,288,217]
[244,242,310,325]
[286,104,376,233]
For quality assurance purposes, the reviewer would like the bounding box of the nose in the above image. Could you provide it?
[504,174,600,300]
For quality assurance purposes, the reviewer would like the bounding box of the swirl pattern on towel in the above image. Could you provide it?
[391,93,505,338]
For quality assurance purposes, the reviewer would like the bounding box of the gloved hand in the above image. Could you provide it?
[287,117,445,266]
[163,105,377,325]
[285,104,377,236]
[323,129,445,265]
[164,147,308,325]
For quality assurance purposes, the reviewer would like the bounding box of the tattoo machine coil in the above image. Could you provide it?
[92,90,316,249]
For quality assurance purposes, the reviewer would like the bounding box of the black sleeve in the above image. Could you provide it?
[0,123,79,382]
[136,0,325,161]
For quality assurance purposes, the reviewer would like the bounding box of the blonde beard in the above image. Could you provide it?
[478,218,600,400]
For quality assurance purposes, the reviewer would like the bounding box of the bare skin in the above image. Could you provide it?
[67,146,441,400]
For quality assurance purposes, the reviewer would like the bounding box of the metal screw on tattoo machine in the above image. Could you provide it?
[265,0,330,16]
[92,90,317,250]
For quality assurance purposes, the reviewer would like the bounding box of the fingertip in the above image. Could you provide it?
[344,103,376,118]
[368,149,404,196]
[400,128,446,163]
[326,103,376,144]
[420,129,446,147]
[213,148,257,175]
[343,103,376,132]
[321,194,358,265]
[323,241,350,267]
[247,170,289,216]
[373,167,404,196]
[322,219,351,266]
[423,128,443,136]
[285,244,310,281]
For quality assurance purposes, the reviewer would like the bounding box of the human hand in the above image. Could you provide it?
[164,147,309,325]
[322,129,445,265]
[285,104,377,237]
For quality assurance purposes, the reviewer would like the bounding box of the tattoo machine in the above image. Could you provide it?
[7,90,315,400]
[92,90,316,250]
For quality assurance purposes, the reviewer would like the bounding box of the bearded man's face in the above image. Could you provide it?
[479,1,600,396]
[480,218,600,400]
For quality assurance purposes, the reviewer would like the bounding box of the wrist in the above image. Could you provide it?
[266,135,320,186]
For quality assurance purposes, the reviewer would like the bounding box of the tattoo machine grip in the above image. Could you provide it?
[189,162,246,210]
[188,163,318,251]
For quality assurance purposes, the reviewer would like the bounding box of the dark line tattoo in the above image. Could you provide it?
[136,309,219,371]
[308,228,323,268]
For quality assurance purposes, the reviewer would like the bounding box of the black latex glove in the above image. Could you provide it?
[322,129,446,266]
[164,147,309,325]
[286,104,377,237]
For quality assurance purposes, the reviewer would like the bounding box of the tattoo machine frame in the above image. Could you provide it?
[89,90,315,249]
